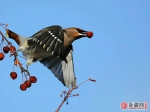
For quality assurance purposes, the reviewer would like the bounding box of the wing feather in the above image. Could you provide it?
[40,46,75,88]
[29,25,65,60]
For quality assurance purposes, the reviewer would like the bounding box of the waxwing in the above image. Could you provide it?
[6,25,93,88]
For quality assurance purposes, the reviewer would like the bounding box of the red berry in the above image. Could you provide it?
[10,46,16,51]
[3,46,10,53]
[24,80,31,88]
[0,53,5,60]
[29,76,37,83]
[20,83,27,91]
[10,72,17,80]
[86,31,93,38]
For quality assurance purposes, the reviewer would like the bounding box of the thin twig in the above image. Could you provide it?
[0,31,12,46]
[77,79,90,87]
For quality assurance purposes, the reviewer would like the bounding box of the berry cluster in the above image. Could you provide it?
[0,24,37,91]
[10,71,37,91]
[20,76,37,91]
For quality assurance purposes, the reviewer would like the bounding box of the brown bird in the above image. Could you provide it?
[6,25,93,88]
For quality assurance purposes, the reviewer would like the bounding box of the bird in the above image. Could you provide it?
[6,25,93,88]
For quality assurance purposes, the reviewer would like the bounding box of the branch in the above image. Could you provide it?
[55,78,96,112]
[0,31,12,46]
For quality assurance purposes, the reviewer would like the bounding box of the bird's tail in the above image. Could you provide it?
[6,29,26,45]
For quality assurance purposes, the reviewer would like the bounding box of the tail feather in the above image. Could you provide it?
[6,29,26,45]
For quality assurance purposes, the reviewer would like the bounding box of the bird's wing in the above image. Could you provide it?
[40,46,75,88]
[28,25,65,60]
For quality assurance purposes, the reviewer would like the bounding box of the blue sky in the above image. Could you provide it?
[0,0,150,112]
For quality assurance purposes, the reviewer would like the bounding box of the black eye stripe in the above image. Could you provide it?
[75,28,86,33]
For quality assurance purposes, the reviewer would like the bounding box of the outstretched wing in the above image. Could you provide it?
[28,25,66,60]
[40,45,75,88]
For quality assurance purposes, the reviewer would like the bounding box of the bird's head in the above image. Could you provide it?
[63,27,93,40]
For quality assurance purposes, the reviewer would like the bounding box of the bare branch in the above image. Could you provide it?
[55,78,96,112]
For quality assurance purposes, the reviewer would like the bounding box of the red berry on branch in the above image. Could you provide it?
[24,80,31,88]
[10,46,16,51]
[20,83,27,91]
[86,31,93,38]
[29,76,37,83]
[0,53,5,60]
[3,46,10,53]
[10,72,17,80]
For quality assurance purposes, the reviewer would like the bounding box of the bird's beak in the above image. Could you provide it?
[79,31,93,38]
